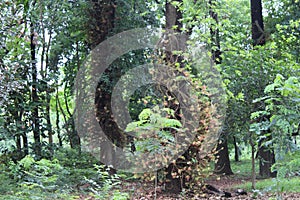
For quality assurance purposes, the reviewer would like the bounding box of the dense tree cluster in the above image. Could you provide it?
[0,0,299,197]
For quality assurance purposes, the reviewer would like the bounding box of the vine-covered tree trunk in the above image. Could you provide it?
[251,0,275,178]
[163,0,184,193]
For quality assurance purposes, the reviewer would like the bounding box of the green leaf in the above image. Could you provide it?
[138,108,152,121]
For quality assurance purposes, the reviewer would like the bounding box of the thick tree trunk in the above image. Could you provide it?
[163,0,185,193]
[87,0,126,172]
[257,136,276,178]
[88,0,116,49]
[214,133,233,175]
[165,0,183,31]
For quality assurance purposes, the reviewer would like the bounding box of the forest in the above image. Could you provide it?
[0,0,299,199]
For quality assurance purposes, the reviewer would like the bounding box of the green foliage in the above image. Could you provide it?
[251,74,300,196]
[0,163,16,194]
[86,165,130,200]
[0,0,299,197]
[125,105,182,154]
[0,150,130,199]
[251,75,299,154]
[271,150,300,197]
[7,155,64,191]
[272,151,300,179]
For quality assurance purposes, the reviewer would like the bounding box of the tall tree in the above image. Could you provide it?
[162,0,219,192]
[30,1,42,159]
[163,0,185,192]
[87,0,157,170]
[87,0,127,170]
[250,0,276,178]
[211,0,233,175]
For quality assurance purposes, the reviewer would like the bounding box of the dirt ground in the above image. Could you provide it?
[127,175,300,200]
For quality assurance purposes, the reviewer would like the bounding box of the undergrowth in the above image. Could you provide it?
[0,148,130,200]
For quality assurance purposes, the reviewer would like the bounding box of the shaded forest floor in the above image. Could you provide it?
[119,160,300,199]
[123,174,300,200]
[1,158,300,199]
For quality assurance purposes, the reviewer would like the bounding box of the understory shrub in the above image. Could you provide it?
[2,150,130,199]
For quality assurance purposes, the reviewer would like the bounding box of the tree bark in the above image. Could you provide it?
[249,135,256,189]
[30,10,42,159]
[233,136,240,162]
[257,135,276,178]
[22,133,28,155]
[250,0,265,46]
[46,87,53,146]
[209,0,222,64]
[214,133,233,175]
[87,0,126,173]
[56,89,63,147]
[63,83,81,150]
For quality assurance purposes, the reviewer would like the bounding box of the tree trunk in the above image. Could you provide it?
[209,0,233,175]
[64,83,81,150]
[214,133,233,175]
[30,13,41,159]
[209,0,222,64]
[250,137,256,189]
[163,0,184,193]
[257,136,276,178]
[233,136,240,162]
[46,90,53,145]
[87,0,126,171]
[15,134,21,152]
[250,0,265,46]
[69,118,81,150]
[87,0,116,49]
[22,133,28,155]
[56,85,63,147]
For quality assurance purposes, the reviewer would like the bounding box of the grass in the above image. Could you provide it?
[231,158,300,193]
[236,177,300,192]
[230,159,259,177]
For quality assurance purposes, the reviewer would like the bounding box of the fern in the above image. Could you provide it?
[125,106,183,156]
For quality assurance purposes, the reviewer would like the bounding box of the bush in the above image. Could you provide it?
[3,151,130,199]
